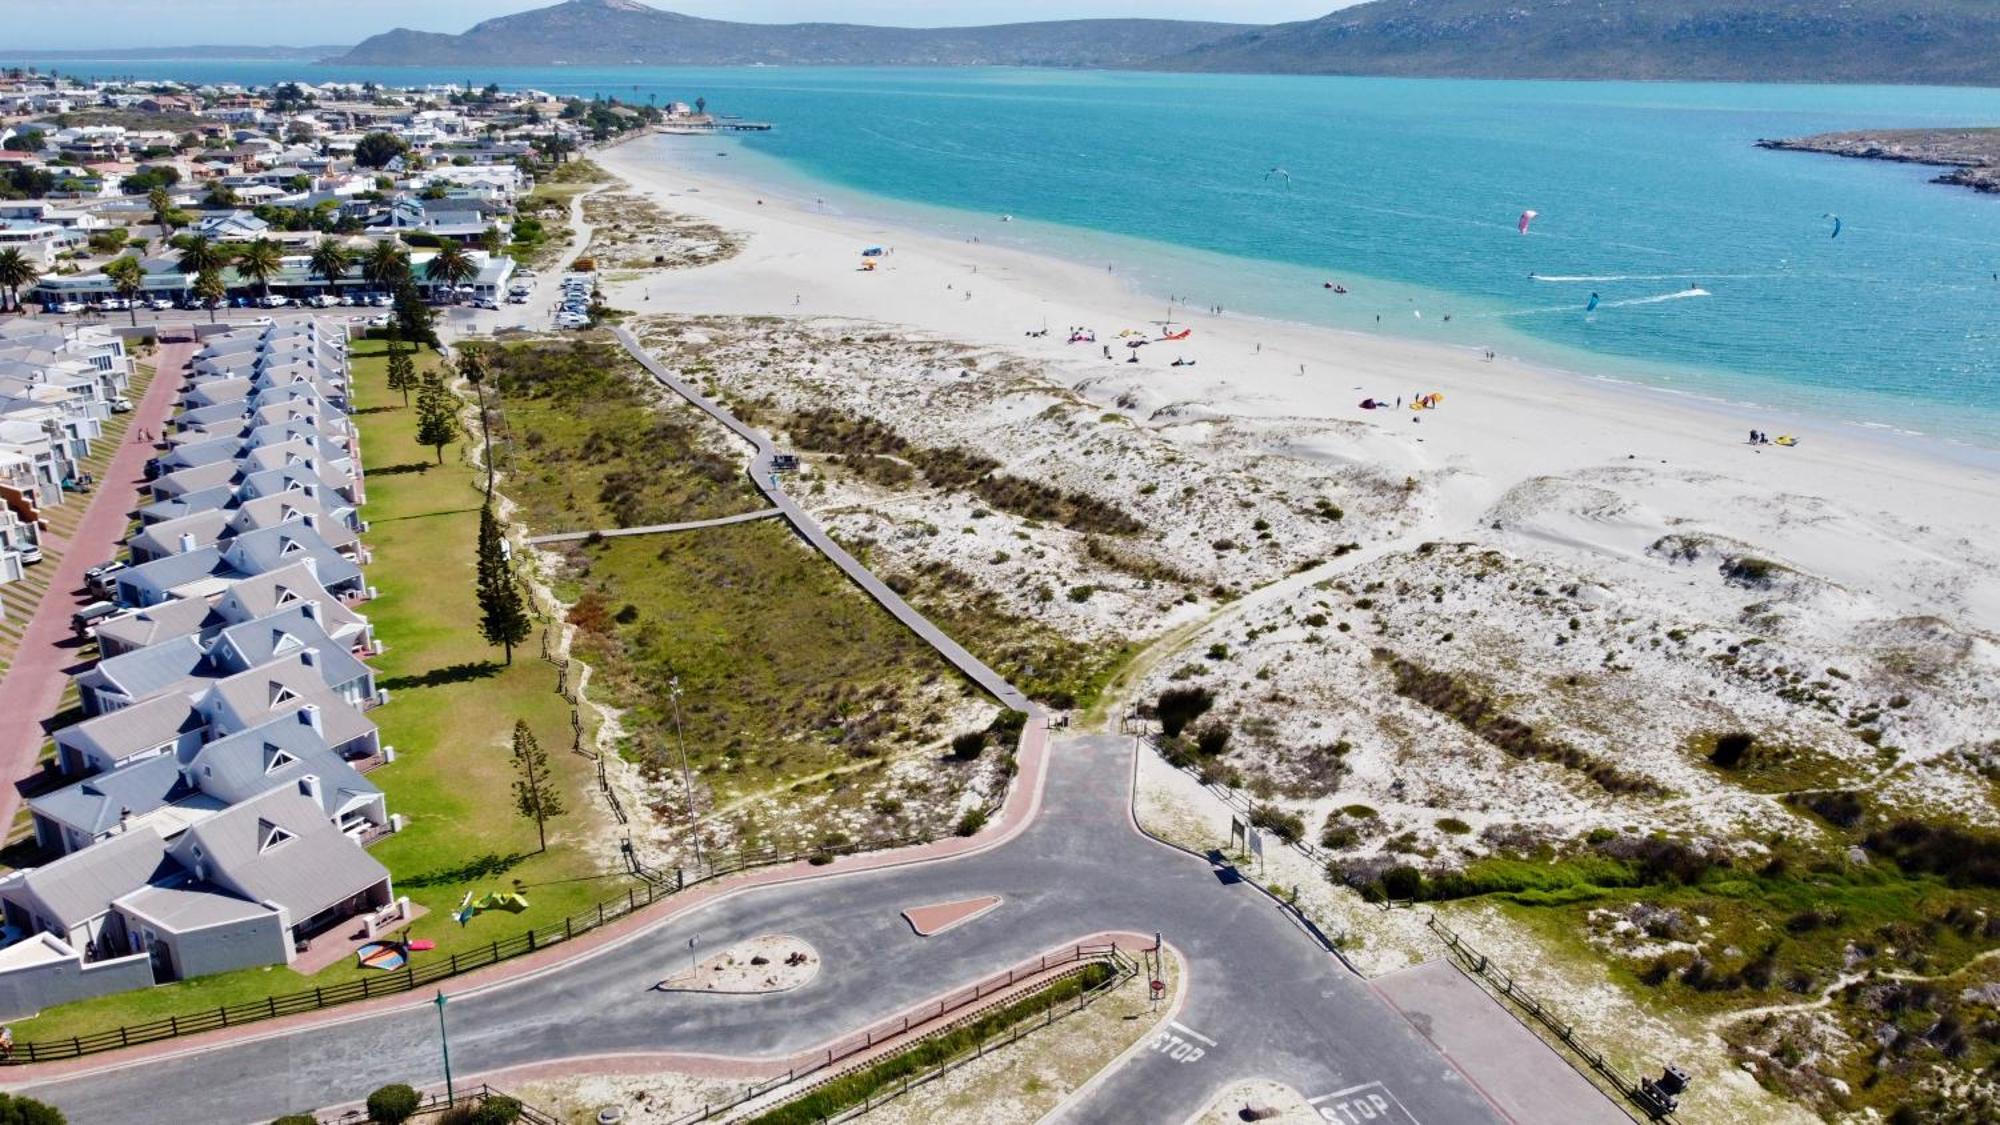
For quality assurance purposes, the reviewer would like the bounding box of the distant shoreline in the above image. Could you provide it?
[1757,128,2000,196]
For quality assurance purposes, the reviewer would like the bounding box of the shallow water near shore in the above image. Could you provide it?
[24,60,2000,445]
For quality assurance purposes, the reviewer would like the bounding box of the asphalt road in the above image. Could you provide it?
[23,735,1508,1125]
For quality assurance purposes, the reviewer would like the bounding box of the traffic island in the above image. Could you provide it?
[901,894,1002,937]
[655,934,819,994]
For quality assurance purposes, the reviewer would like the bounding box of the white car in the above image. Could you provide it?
[250,316,275,326]
[556,313,590,329]
[370,294,393,308]
[109,397,134,413]
[261,294,292,308]
[365,313,392,328]
[148,297,175,311]
[55,301,84,314]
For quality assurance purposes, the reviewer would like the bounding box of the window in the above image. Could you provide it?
[257,820,294,853]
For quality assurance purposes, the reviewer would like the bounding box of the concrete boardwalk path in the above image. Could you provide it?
[0,339,188,833]
[523,506,781,545]
[609,325,1035,715]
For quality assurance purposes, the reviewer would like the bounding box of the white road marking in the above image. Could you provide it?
[1308,1081,1419,1124]
[1148,1021,1216,1064]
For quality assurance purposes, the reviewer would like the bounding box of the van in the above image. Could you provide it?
[85,560,128,598]
[72,601,120,637]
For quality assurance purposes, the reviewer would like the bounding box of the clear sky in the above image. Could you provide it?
[8,0,1350,49]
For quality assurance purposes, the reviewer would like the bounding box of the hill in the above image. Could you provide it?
[1158,0,2000,85]
[337,0,1249,68]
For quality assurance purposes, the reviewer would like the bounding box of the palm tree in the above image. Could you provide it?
[0,248,38,313]
[175,234,225,278]
[103,256,146,326]
[307,237,352,298]
[193,268,227,323]
[424,241,475,302]
[147,185,176,233]
[362,239,410,293]
[235,238,283,301]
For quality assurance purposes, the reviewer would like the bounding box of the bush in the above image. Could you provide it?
[1709,731,1755,769]
[1379,865,1424,901]
[0,1096,64,1125]
[1192,721,1232,757]
[956,808,989,837]
[1250,803,1304,845]
[1320,815,1359,850]
[272,1117,317,1125]
[1155,685,1214,737]
[366,1084,421,1124]
[949,731,987,761]
[1436,817,1472,835]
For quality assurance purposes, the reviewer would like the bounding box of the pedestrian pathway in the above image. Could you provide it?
[0,340,188,839]
[523,506,780,545]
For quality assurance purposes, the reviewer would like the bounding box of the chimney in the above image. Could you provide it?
[298,702,321,733]
[297,773,322,805]
[178,531,197,554]
[301,599,319,623]
[300,646,317,669]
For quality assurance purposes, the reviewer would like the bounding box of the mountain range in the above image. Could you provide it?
[323,0,2000,87]
[337,0,1250,69]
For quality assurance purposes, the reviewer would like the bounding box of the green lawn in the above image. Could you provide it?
[11,338,630,1044]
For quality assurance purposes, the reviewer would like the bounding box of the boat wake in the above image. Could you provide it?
[1483,288,1712,318]
[1532,273,1753,283]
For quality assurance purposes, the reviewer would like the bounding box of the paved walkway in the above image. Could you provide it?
[524,507,781,545]
[0,339,188,833]
[610,326,1035,714]
[1372,959,1632,1125]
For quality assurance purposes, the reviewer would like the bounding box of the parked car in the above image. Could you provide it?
[261,294,292,308]
[54,301,84,314]
[72,601,120,637]
[148,297,175,311]
[473,297,498,310]
[305,294,336,309]
[250,316,275,326]
[85,561,129,598]
[110,397,133,413]
[15,539,42,565]
[365,313,392,328]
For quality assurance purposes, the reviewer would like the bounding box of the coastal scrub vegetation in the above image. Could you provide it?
[489,339,760,532]
[491,341,999,857]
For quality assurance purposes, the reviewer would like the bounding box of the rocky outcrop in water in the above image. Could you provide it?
[1757,130,2000,196]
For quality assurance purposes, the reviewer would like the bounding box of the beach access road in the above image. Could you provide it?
[17,735,1519,1125]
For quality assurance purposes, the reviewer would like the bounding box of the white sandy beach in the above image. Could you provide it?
[597,135,2000,639]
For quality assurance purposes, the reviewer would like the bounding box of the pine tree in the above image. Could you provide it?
[510,720,566,852]
[393,279,437,347]
[476,500,532,664]
[414,371,457,464]
[384,328,415,407]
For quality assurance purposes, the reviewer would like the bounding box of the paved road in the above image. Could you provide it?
[0,338,188,832]
[21,735,1513,1125]
[524,507,780,545]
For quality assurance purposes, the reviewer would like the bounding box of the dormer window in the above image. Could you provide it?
[257,820,294,853]
[269,682,296,706]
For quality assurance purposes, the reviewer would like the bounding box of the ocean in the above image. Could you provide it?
[19,60,2000,446]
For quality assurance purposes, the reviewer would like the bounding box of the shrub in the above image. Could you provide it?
[1787,789,1866,829]
[956,808,989,837]
[1865,821,2000,887]
[1437,817,1472,835]
[949,731,987,761]
[1250,803,1304,845]
[272,1117,317,1125]
[1709,731,1756,769]
[1341,804,1378,820]
[1065,584,1095,603]
[366,1084,422,1125]
[0,1096,65,1125]
[1204,643,1229,661]
[1155,685,1215,737]
[1379,865,1424,901]
[1320,815,1359,850]
[1192,721,1232,757]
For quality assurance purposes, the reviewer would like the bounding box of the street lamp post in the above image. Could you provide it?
[433,989,455,1106]
[667,676,703,870]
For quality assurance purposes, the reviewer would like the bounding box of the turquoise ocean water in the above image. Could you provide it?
[19,61,2000,447]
